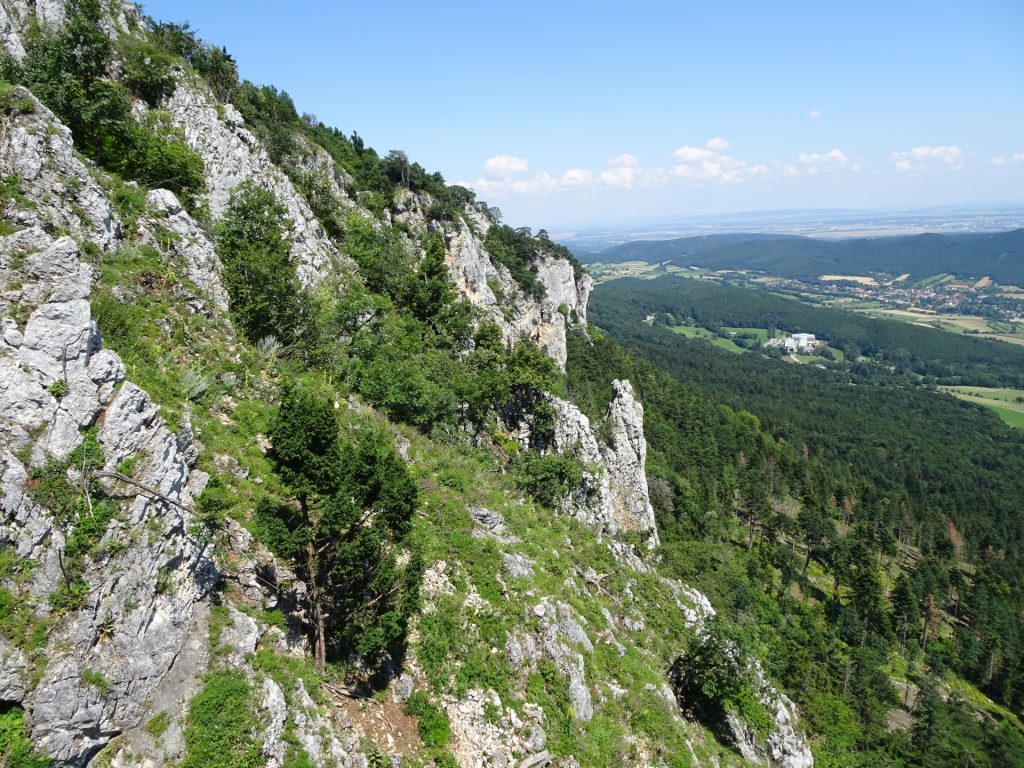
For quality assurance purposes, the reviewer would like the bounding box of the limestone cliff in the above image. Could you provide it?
[393,190,592,371]
[0,3,816,767]
[0,89,215,766]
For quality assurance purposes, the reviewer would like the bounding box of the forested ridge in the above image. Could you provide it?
[570,278,1024,766]
[600,275,1024,386]
[590,229,1024,284]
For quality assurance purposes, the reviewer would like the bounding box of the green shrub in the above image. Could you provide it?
[9,2,204,207]
[121,40,177,107]
[0,705,51,767]
[181,671,261,768]
[215,182,307,346]
[512,451,586,509]
[403,690,450,748]
[81,668,112,695]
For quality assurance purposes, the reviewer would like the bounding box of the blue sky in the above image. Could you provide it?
[141,0,1024,229]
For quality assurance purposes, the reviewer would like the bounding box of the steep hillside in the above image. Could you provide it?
[0,2,819,768]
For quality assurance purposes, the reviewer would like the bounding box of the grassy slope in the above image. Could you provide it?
[87,198,750,768]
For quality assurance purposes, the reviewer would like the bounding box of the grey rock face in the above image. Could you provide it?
[444,688,522,768]
[0,635,29,700]
[26,379,218,767]
[506,599,598,727]
[0,114,217,762]
[165,82,338,285]
[140,189,230,311]
[0,88,119,248]
[394,193,590,371]
[290,680,350,767]
[600,380,658,545]
[0,232,111,465]
[0,0,67,59]
[526,379,658,546]
[261,677,289,768]
[501,552,535,580]
[391,673,414,705]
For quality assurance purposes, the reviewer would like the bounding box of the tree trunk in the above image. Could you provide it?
[307,537,326,674]
[300,496,327,674]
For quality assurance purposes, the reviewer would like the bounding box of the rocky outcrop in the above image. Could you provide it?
[667,578,815,768]
[506,597,595,724]
[0,0,65,58]
[1,249,217,766]
[516,379,658,546]
[140,189,229,312]
[164,81,339,285]
[0,0,140,55]
[0,92,219,765]
[600,380,658,543]
[0,88,120,249]
[445,689,549,768]
[393,192,591,370]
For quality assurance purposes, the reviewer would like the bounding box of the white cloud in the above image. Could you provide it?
[560,168,593,186]
[797,147,851,175]
[890,145,964,173]
[483,154,529,178]
[598,154,642,188]
[671,139,769,183]
[608,153,639,168]
[808,109,822,119]
[465,140,864,198]
[990,152,1024,166]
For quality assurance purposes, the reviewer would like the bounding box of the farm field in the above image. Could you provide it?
[850,307,1024,343]
[939,386,1024,429]
[722,326,770,341]
[668,324,745,353]
[588,260,711,284]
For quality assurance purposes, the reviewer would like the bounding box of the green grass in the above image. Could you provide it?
[143,711,171,739]
[722,326,769,342]
[0,706,51,767]
[667,325,745,353]
[940,386,1024,428]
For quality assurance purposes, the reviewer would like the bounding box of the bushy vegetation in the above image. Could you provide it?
[181,671,262,768]
[0,0,204,206]
[256,384,422,672]
[484,225,585,301]
[0,705,51,768]
[512,451,587,509]
[404,690,451,748]
[214,181,310,348]
[27,429,120,611]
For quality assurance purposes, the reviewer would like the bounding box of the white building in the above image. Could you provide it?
[783,333,818,354]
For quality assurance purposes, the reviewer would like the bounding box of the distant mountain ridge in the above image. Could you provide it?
[588,228,1024,284]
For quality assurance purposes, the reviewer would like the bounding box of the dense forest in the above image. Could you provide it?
[590,230,1024,284]
[601,275,1024,386]
[568,278,1024,766]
